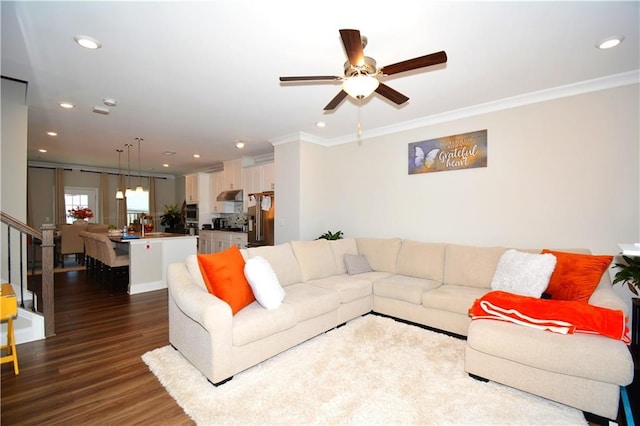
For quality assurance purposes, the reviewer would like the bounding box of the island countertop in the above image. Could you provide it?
[109,232,197,243]
[108,233,198,294]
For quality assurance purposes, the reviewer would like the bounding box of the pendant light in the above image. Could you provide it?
[125,143,133,197]
[115,149,124,199]
[135,137,144,192]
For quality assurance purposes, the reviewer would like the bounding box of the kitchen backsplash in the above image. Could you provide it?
[225,212,247,228]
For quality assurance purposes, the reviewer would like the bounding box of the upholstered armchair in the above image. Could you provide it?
[59,221,88,267]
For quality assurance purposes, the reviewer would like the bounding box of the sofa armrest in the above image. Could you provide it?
[589,285,629,317]
[167,262,233,335]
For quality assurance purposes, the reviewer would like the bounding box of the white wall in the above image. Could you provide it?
[320,85,638,255]
[274,140,301,244]
[1,78,28,284]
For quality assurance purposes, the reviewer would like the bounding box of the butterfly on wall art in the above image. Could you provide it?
[408,129,488,175]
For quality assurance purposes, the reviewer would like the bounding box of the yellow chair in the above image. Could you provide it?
[1,283,19,375]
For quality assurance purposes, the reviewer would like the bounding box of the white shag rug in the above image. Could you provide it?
[142,315,587,425]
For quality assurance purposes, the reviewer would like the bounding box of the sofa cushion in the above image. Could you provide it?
[247,243,303,287]
[374,275,442,304]
[356,238,402,273]
[185,254,207,291]
[197,246,255,315]
[244,256,286,310]
[444,244,506,288]
[329,238,359,274]
[396,240,446,281]
[307,275,372,304]
[232,302,297,346]
[541,249,613,303]
[344,254,372,275]
[291,239,338,281]
[491,249,557,298]
[422,285,488,314]
[467,319,634,384]
[283,283,340,322]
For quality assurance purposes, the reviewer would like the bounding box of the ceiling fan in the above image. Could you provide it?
[279,29,447,111]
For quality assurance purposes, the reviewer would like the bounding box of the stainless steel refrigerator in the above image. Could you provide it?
[247,191,274,247]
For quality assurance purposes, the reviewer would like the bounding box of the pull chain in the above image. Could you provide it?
[357,99,363,140]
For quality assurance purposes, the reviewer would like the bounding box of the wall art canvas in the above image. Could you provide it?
[408,129,487,175]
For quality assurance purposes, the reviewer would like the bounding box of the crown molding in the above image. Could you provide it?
[271,71,639,147]
[269,132,326,146]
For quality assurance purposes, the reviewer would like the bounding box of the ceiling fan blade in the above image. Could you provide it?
[375,83,409,105]
[324,90,348,111]
[339,29,365,67]
[381,51,447,76]
[279,75,341,82]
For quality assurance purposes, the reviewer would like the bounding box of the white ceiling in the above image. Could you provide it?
[2,1,638,176]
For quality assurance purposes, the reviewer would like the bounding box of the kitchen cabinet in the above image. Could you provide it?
[199,230,247,254]
[184,172,211,228]
[223,159,243,190]
[242,162,274,211]
[261,162,275,191]
[199,231,213,254]
[209,172,234,213]
[185,173,199,202]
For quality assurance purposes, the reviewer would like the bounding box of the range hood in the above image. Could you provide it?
[216,189,243,202]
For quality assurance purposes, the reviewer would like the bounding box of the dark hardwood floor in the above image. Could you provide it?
[4,267,637,425]
[1,269,193,425]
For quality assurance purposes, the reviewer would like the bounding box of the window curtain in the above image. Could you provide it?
[100,172,109,225]
[117,173,127,228]
[149,177,158,229]
[55,168,66,225]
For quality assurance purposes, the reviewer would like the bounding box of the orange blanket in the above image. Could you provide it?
[469,290,630,343]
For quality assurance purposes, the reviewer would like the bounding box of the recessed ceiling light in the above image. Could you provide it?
[162,163,170,168]
[74,35,102,50]
[92,106,110,115]
[163,151,176,156]
[47,131,58,136]
[59,102,74,109]
[235,141,245,149]
[316,121,326,128]
[38,149,47,153]
[103,98,117,107]
[193,154,200,158]
[597,36,624,49]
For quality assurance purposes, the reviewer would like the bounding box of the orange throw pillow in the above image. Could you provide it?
[197,246,255,314]
[541,249,613,303]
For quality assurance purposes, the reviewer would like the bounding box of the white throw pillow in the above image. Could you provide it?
[491,249,557,298]
[244,256,286,310]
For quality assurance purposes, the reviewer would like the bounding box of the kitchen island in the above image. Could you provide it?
[111,232,198,294]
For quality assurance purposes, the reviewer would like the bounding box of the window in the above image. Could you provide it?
[126,189,149,225]
[64,187,98,224]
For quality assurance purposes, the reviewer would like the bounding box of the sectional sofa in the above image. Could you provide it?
[167,237,634,420]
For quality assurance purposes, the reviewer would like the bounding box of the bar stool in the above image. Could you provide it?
[1,283,19,375]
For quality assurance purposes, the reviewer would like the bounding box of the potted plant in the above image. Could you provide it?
[316,230,343,240]
[613,255,640,296]
[160,204,183,233]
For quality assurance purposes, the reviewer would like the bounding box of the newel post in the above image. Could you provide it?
[40,223,56,337]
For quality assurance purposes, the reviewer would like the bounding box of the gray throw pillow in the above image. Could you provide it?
[344,254,372,275]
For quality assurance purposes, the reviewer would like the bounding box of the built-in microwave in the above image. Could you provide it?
[185,203,198,221]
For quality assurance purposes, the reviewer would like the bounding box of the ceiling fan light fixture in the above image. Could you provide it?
[342,74,379,100]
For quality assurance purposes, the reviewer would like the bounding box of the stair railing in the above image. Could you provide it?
[1,211,55,337]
